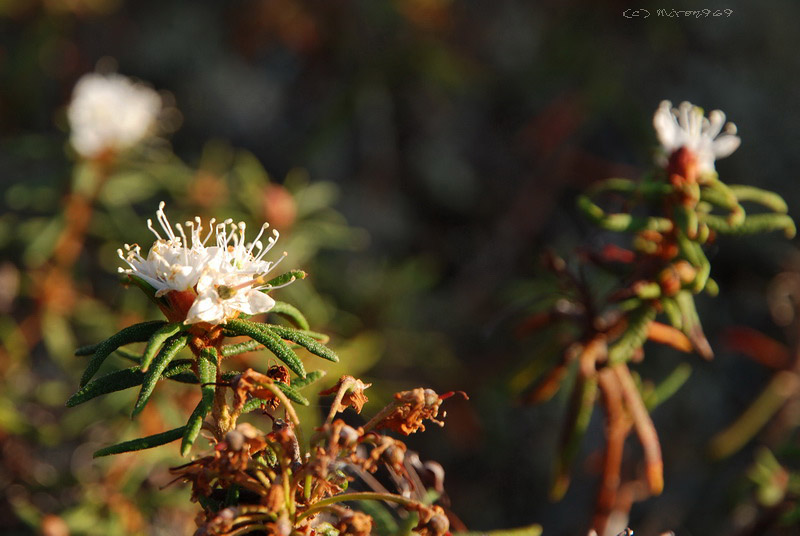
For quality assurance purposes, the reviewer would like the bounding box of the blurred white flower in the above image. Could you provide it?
[118,202,287,325]
[67,72,161,159]
[653,100,741,174]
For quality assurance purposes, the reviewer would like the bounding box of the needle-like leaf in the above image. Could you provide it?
[181,347,218,456]
[225,319,306,378]
[93,426,186,458]
[140,323,185,371]
[268,325,338,363]
[79,321,167,386]
[268,301,310,330]
[132,334,190,416]
[67,359,194,407]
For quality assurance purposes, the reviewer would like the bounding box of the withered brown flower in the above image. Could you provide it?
[319,375,372,415]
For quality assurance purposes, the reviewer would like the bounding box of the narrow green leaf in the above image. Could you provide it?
[140,323,184,372]
[132,334,190,416]
[79,321,167,386]
[263,270,306,289]
[276,381,309,406]
[577,195,673,233]
[292,370,326,390]
[167,371,200,384]
[268,325,338,363]
[644,363,692,411]
[221,339,264,357]
[181,347,218,456]
[75,343,99,356]
[729,184,789,213]
[93,426,186,458]
[608,306,657,365]
[268,301,310,330]
[551,375,597,500]
[241,396,266,415]
[115,348,143,363]
[67,359,195,407]
[225,319,306,378]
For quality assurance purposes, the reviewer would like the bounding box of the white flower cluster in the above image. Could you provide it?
[653,100,741,174]
[118,202,286,325]
[68,72,161,159]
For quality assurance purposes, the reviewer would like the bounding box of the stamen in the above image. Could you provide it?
[185,220,196,248]
[147,218,162,240]
[254,230,280,261]
[202,218,217,246]
[156,201,177,241]
[248,223,270,256]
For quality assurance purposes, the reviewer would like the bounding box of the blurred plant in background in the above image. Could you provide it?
[706,256,800,534]
[513,101,794,535]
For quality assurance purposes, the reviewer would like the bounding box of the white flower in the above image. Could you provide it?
[68,72,161,158]
[653,100,741,174]
[185,269,276,325]
[118,202,288,325]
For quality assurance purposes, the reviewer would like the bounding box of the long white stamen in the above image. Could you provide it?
[176,223,190,264]
[156,201,177,241]
[248,223,270,256]
[147,218,162,240]
[202,218,217,245]
[254,230,280,262]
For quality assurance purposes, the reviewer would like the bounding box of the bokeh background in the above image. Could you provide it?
[2,0,800,534]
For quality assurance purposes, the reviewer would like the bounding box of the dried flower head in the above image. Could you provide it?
[68,72,161,159]
[319,376,372,415]
[118,202,291,325]
[365,388,467,435]
[653,100,740,175]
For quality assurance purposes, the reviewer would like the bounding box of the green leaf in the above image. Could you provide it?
[93,426,186,458]
[292,370,326,390]
[167,372,200,384]
[225,319,306,378]
[132,334,190,416]
[75,343,100,357]
[268,301,310,330]
[140,323,185,371]
[241,396,266,415]
[79,321,168,386]
[551,373,597,501]
[181,347,218,456]
[608,305,657,365]
[263,270,306,289]
[729,184,789,213]
[221,339,264,357]
[115,348,144,363]
[268,325,338,363]
[276,381,309,405]
[67,359,195,407]
[644,363,692,411]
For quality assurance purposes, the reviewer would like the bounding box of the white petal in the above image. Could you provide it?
[239,290,276,316]
[712,134,741,158]
[185,293,225,324]
[653,107,678,149]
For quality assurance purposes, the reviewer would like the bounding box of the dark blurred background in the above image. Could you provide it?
[2,0,800,534]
